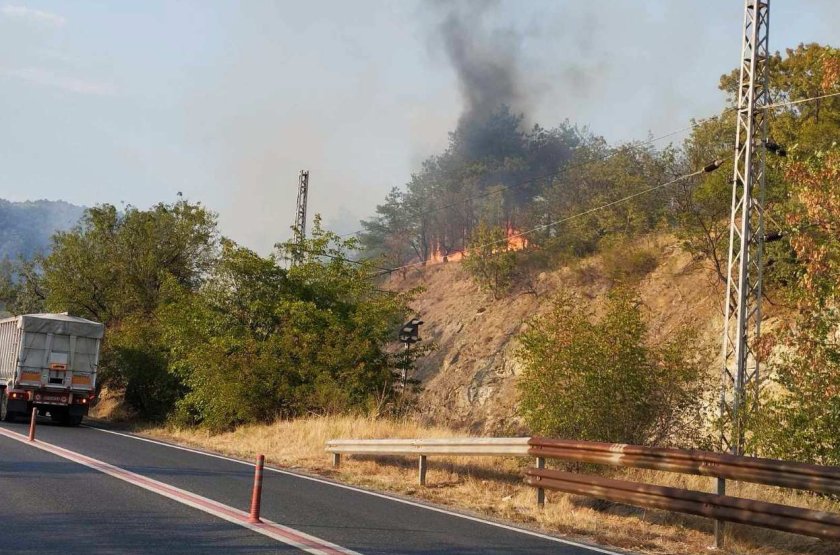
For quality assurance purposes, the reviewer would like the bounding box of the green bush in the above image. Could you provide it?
[600,238,659,283]
[160,225,412,432]
[462,222,518,298]
[517,288,709,446]
[100,315,183,421]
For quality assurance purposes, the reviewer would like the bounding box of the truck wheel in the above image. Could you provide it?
[0,394,16,423]
[66,414,83,427]
[52,410,81,427]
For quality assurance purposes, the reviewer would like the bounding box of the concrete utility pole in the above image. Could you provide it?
[293,170,309,266]
[717,0,770,547]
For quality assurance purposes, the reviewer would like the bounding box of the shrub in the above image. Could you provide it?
[160,225,412,431]
[600,238,659,283]
[516,288,709,446]
[462,222,518,298]
[100,315,183,421]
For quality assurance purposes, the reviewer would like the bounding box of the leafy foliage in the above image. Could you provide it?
[359,108,585,267]
[159,220,412,431]
[42,202,217,322]
[754,148,840,465]
[22,201,413,428]
[680,44,840,289]
[462,222,517,297]
[517,289,710,447]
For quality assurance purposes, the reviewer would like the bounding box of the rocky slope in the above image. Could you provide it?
[386,236,739,434]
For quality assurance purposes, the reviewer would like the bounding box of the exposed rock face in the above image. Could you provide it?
[388,237,728,435]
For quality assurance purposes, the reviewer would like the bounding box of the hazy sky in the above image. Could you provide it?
[1,1,839,253]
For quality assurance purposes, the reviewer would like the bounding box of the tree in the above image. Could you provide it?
[535,139,674,259]
[37,200,218,419]
[517,289,709,447]
[680,43,840,288]
[720,44,840,155]
[754,147,840,465]
[0,257,45,315]
[358,113,582,268]
[42,201,217,322]
[462,222,517,297]
[159,219,414,431]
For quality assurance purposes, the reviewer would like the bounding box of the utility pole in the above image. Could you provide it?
[293,170,309,266]
[717,0,770,547]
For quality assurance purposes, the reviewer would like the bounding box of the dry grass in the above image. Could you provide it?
[90,387,137,423]
[142,415,840,555]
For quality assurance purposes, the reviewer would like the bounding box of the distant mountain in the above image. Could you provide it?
[0,199,86,260]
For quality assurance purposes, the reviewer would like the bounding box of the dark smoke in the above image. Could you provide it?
[431,0,532,160]
[438,1,523,126]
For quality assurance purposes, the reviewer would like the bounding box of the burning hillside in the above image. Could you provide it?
[427,223,528,266]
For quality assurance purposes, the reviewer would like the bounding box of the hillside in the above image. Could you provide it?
[387,235,775,434]
[0,199,85,260]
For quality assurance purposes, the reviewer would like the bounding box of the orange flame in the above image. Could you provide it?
[424,223,527,266]
[505,223,528,251]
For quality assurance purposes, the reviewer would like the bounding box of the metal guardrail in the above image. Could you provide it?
[524,468,840,540]
[527,437,840,543]
[326,437,530,456]
[527,437,840,496]
[326,435,840,545]
[325,437,529,485]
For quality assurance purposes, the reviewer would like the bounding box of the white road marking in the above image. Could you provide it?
[86,425,625,555]
[0,426,360,555]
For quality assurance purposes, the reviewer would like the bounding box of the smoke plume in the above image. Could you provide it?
[430,0,533,158]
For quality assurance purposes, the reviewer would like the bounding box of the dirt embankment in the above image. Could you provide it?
[387,236,749,434]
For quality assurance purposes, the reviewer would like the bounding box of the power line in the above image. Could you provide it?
[345,90,840,242]
[301,91,838,276]
[761,90,840,111]
[376,159,727,277]
[339,119,720,240]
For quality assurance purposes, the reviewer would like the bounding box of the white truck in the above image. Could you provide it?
[0,313,104,426]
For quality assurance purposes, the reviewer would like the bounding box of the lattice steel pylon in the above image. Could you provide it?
[719,0,770,457]
[293,170,309,266]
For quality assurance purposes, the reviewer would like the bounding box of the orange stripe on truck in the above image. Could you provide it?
[20,371,41,382]
[71,375,91,386]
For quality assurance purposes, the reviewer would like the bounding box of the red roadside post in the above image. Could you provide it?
[248,454,265,523]
[28,407,37,442]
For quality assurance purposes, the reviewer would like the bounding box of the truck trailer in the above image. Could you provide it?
[0,313,104,426]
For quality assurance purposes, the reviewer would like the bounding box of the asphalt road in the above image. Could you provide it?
[0,418,623,555]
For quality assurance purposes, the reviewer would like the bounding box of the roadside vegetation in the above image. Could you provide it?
[517,288,711,448]
[1,204,416,430]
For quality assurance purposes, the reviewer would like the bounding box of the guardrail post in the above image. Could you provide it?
[28,407,37,442]
[536,456,545,507]
[418,455,427,486]
[332,453,341,467]
[248,454,265,524]
[714,477,726,548]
